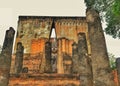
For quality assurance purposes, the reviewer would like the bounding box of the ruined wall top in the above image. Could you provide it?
[14,16,88,53]
[18,16,86,20]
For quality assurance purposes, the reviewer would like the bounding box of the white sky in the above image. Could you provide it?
[0,0,120,57]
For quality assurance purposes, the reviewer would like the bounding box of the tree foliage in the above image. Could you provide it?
[0,45,2,54]
[108,53,116,70]
[84,0,120,38]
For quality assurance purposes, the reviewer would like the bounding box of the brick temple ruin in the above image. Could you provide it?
[0,8,117,86]
[10,16,89,86]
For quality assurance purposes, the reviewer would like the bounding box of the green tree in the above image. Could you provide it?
[84,0,120,38]
[0,45,2,54]
[108,53,116,70]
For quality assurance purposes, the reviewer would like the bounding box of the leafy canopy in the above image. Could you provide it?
[108,53,116,70]
[84,0,120,38]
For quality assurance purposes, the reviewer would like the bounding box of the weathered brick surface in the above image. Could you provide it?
[44,41,52,73]
[86,8,115,86]
[7,16,115,86]
[14,17,87,54]
[0,27,15,86]
[72,33,93,86]
[116,58,120,86]
[14,42,24,74]
[72,42,78,73]
[112,69,119,86]
[9,74,80,86]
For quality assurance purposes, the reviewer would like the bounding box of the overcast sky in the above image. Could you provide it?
[0,0,120,57]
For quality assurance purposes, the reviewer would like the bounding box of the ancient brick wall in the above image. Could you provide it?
[31,38,48,54]
[112,69,119,86]
[11,16,89,74]
[0,27,15,86]
[13,17,88,54]
[14,17,52,53]
[9,74,80,86]
[10,16,90,86]
[0,16,116,86]
[86,8,115,86]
